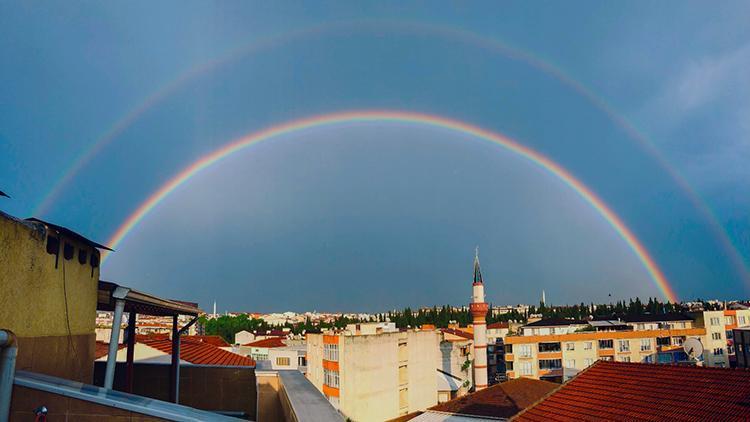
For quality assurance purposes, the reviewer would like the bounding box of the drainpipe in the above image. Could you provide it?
[104,287,129,389]
[0,329,18,422]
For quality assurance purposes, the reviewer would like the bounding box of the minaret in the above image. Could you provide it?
[213,301,217,317]
[470,247,489,391]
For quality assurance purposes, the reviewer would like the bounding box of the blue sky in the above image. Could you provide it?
[1,1,749,312]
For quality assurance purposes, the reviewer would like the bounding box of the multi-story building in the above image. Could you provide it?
[696,308,750,367]
[307,325,438,421]
[733,327,750,368]
[505,316,705,382]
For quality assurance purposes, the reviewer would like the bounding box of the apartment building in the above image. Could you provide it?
[696,308,750,367]
[307,326,438,421]
[505,316,704,382]
[733,327,750,368]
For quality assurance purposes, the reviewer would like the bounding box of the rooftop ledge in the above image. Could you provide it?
[278,371,343,422]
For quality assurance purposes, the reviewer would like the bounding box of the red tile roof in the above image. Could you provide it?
[488,322,510,329]
[182,335,229,347]
[243,337,287,348]
[515,361,750,421]
[430,378,558,419]
[440,328,473,340]
[94,341,126,359]
[140,337,254,367]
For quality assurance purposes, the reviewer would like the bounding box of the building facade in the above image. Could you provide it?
[1,212,106,383]
[307,327,438,421]
[505,321,704,382]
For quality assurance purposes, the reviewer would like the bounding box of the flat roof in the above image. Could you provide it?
[278,371,342,421]
[15,370,241,421]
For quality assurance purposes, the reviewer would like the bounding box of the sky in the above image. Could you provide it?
[1,1,749,312]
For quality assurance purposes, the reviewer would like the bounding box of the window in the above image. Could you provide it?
[710,317,721,326]
[713,348,724,356]
[506,361,514,371]
[672,337,685,346]
[620,356,631,362]
[518,345,532,357]
[324,369,340,387]
[298,356,307,367]
[520,361,533,375]
[324,343,339,361]
[505,344,513,354]
[539,359,562,370]
[712,332,722,340]
[618,340,630,352]
[643,355,654,363]
[583,358,594,367]
[637,323,645,331]
[726,316,735,325]
[739,316,747,326]
[640,339,651,351]
[726,330,734,339]
[539,342,561,353]
[276,357,290,366]
[566,342,575,351]
[565,359,575,368]
[658,354,673,363]
[598,339,613,349]
[583,342,593,350]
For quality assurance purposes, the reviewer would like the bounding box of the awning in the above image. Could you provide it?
[98,280,200,317]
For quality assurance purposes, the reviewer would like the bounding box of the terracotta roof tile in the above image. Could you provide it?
[430,378,558,419]
[243,337,287,348]
[487,322,510,329]
[182,335,230,347]
[94,341,126,360]
[514,361,750,421]
[440,328,474,340]
[139,337,254,367]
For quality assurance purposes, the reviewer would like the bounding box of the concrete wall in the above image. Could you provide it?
[0,213,99,382]
[256,372,282,422]
[305,334,324,391]
[338,331,437,422]
[93,362,257,418]
[10,385,165,421]
[701,310,729,367]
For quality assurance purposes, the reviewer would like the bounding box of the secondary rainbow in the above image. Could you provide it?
[104,110,679,302]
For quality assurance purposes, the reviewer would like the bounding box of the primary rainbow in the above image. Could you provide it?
[104,110,679,302]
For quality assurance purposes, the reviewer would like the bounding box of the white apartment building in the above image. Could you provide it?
[307,326,438,422]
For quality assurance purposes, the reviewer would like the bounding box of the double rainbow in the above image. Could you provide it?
[103,110,679,302]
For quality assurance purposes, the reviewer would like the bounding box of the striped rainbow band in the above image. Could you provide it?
[103,110,678,302]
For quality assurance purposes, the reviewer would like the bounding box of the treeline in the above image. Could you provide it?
[375,305,526,329]
[201,298,714,343]
[199,313,375,343]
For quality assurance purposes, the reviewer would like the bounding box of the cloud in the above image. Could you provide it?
[644,42,750,128]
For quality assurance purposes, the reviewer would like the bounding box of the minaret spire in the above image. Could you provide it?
[473,246,483,285]
[469,247,489,391]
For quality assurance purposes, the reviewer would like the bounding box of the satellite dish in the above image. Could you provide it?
[683,338,704,361]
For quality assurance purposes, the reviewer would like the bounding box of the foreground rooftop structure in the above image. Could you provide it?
[515,361,750,421]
